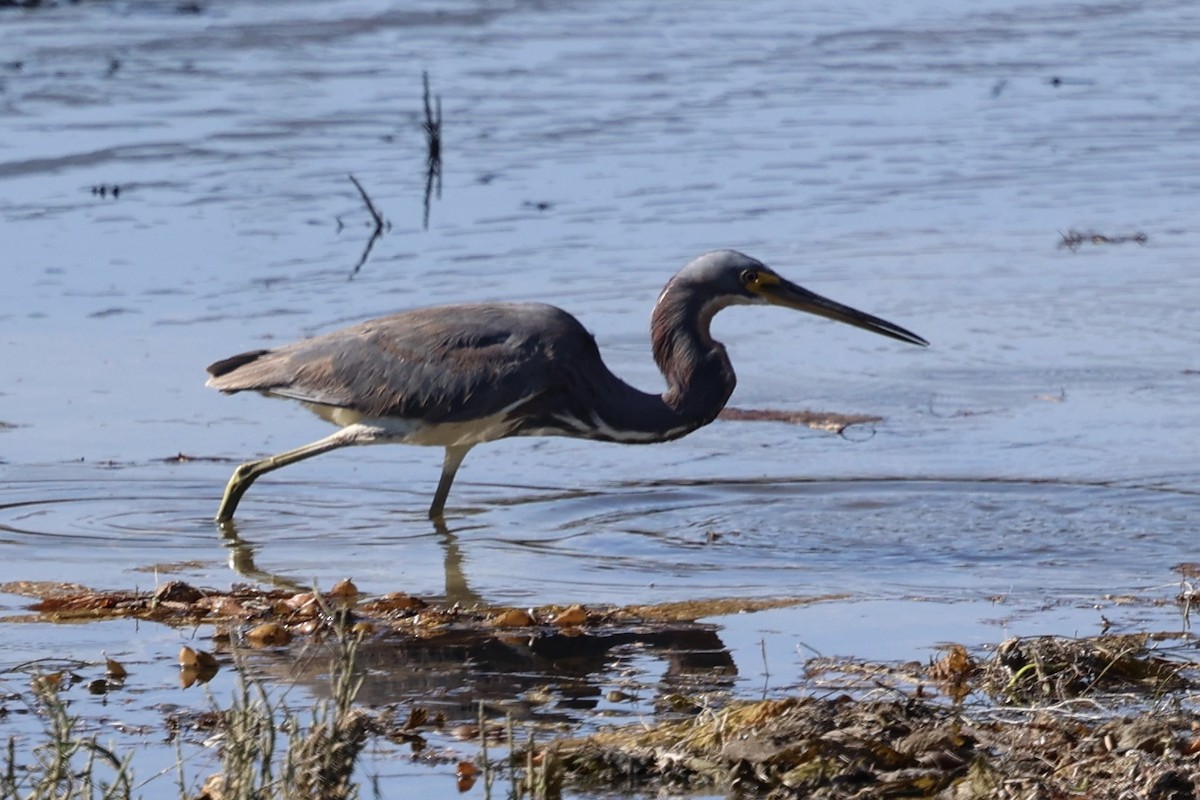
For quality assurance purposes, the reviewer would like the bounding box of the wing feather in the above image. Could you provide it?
[206,303,592,423]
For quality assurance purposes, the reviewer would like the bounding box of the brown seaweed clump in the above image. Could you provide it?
[546,634,1200,799]
[980,634,1188,704]
[557,696,973,798]
[551,694,1200,799]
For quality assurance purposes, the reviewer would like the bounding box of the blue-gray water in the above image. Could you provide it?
[2,0,1198,794]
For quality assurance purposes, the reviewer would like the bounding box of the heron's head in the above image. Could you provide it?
[667,249,929,347]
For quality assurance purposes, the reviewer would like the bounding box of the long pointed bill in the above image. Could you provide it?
[762,277,929,347]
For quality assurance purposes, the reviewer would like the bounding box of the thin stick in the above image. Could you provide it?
[421,71,443,229]
[760,637,771,699]
[348,174,384,230]
[348,174,385,278]
[422,70,442,166]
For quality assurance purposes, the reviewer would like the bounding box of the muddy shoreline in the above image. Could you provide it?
[3,581,1197,798]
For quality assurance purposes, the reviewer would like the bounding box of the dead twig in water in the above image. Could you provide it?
[422,70,443,230]
[759,638,771,700]
[349,174,384,230]
[718,406,880,436]
[347,174,386,278]
[1057,229,1147,251]
[422,71,442,167]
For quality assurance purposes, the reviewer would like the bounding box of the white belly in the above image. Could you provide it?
[301,401,524,448]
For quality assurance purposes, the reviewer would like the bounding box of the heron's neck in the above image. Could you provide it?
[579,284,735,443]
[650,285,737,428]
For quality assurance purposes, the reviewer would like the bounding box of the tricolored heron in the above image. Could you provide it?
[207,250,927,521]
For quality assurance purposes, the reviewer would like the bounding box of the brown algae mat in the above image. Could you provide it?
[2,580,1200,799]
[555,638,1200,799]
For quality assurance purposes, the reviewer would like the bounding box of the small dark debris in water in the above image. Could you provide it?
[165,707,226,736]
[87,307,136,319]
[246,621,293,647]
[928,643,977,703]
[927,397,1001,419]
[156,451,233,464]
[175,1,204,13]
[454,761,478,792]
[1173,563,1200,579]
[477,172,497,184]
[719,406,881,434]
[522,200,553,212]
[105,658,127,680]
[1058,229,1147,251]
[106,58,120,77]
[990,79,1007,97]
[3,61,23,72]
[91,184,122,199]
[154,581,206,604]
[178,645,219,688]
[1046,76,1096,88]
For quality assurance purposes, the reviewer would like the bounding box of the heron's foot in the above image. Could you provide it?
[215,462,259,522]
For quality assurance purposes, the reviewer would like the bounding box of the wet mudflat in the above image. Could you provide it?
[2,0,1200,797]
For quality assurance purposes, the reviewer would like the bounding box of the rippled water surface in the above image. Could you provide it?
[3,0,1200,794]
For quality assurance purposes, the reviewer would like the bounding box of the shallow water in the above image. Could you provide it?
[3,0,1199,794]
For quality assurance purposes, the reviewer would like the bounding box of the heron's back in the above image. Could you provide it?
[206,302,609,426]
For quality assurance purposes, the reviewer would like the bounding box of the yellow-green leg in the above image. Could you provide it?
[215,429,362,522]
[428,444,472,520]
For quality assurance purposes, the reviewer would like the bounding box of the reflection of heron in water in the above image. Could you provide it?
[302,619,738,720]
[218,516,477,603]
[221,522,742,723]
[206,250,927,521]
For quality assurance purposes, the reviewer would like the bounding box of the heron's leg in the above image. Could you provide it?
[429,444,472,519]
[215,428,361,522]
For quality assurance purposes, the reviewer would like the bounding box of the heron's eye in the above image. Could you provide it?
[740,270,759,286]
